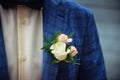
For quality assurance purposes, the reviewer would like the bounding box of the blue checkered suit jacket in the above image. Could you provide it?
[0,0,107,80]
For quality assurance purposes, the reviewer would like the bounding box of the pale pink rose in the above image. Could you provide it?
[70,46,78,56]
[58,34,68,43]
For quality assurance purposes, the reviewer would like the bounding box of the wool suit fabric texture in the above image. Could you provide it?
[0,0,107,80]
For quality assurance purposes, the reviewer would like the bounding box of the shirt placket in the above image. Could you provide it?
[17,5,43,80]
[17,5,28,80]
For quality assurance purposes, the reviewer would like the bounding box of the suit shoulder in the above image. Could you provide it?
[61,0,93,15]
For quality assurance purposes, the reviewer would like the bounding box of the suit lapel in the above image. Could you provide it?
[43,0,81,79]
[42,0,69,79]
[0,18,9,80]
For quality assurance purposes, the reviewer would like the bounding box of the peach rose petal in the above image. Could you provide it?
[58,34,68,43]
[70,46,78,56]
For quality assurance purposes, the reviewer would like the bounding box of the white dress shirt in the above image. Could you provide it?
[0,5,43,80]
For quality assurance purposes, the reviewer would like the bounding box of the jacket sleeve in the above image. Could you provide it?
[79,11,107,80]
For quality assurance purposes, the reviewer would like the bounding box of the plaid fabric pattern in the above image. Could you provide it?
[0,0,106,80]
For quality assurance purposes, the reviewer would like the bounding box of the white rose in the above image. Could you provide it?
[50,42,70,61]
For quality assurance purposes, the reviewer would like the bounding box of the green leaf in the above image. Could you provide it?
[50,40,56,44]
[68,32,74,38]
[64,60,71,63]
[71,61,80,65]
[41,44,49,50]
[56,32,62,37]
[50,35,55,43]
[41,44,51,53]
[44,35,49,44]
[66,46,70,52]
[64,54,74,63]
[46,49,51,53]
[52,59,60,64]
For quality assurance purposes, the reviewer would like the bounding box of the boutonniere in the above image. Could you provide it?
[41,32,80,65]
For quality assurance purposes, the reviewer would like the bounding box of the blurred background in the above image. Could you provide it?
[75,0,120,80]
